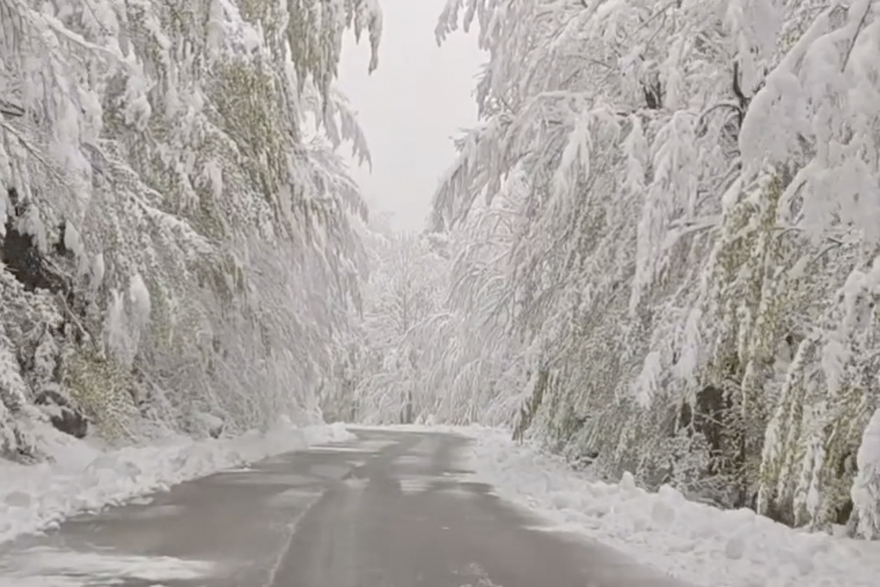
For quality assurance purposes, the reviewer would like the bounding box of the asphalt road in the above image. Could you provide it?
[0,428,688,587]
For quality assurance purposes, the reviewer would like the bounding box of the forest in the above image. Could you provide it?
[347,0,880,539]
[1,0,380,452]
[3,0,880,541]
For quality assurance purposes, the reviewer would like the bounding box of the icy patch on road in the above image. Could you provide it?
[395,455,423,466]
[0,420,354,545]
[0,547,216,586]
[343,477,369,490]
[456,425,880,587]
[399,476,434,494]
[309,463,352,479]
[98,503,184,521]
[346,423,469,435]
[268,486,325,507]
[215,472,319,486]
[411,434,444,455]
[309,438,397,454]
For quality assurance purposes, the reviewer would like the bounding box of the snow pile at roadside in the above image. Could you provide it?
[460,427,880,587]
[0,420,353,545]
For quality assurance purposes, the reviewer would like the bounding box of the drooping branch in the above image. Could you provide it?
[0,98,24,117]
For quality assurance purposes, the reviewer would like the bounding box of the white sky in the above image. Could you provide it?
[336,0,484,233]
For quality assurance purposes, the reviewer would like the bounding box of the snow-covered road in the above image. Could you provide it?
[1,423,878,586]
[0,428,685,587]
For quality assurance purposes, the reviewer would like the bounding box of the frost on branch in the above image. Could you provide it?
[424,0,880,532]
[0,0,378,454]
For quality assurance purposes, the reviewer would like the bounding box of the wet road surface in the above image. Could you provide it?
[0,428,688,587]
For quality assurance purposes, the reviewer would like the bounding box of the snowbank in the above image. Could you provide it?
[456,426,880,587]
[0,420,353,545]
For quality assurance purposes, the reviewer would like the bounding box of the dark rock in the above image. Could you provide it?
[34,388,88,439]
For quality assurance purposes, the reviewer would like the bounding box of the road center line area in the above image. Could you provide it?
[0,429,690,587]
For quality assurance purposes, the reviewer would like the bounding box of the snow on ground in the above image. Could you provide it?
[445,425,880,587]
[0,420,353,546]
[0,550,216,587]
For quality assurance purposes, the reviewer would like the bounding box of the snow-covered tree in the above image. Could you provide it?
[422,166,531,427]
[350,227,449,424]
[430,0,880,534]
[0,0,381,457]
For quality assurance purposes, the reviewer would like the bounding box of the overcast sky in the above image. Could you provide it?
[336,0,484,233]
